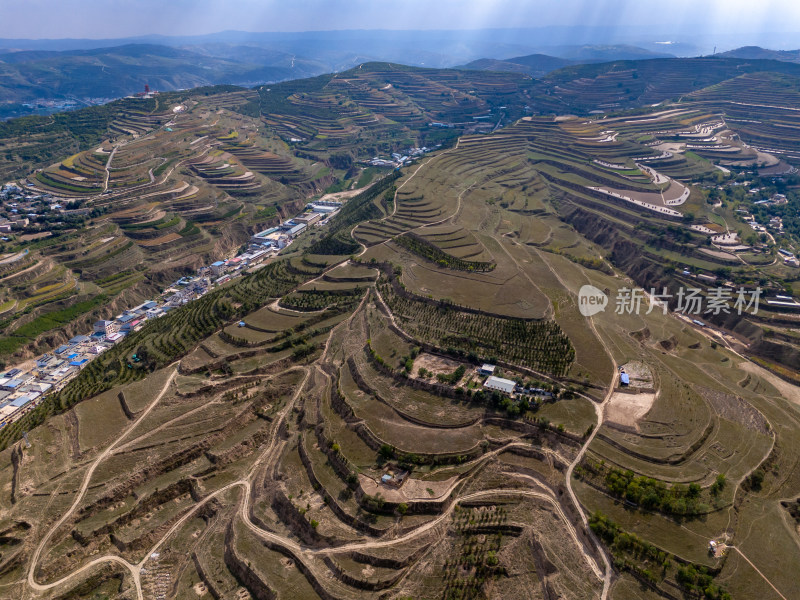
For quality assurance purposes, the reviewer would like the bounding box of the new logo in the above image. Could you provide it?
[578,285,608,317]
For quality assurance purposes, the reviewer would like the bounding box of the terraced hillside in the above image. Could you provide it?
[2,61,800,600]
[0,66,540,363]
[531,57,800,115]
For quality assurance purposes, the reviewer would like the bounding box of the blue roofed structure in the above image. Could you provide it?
[10,395,35,408]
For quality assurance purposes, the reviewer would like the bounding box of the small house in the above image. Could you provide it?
[479,364,496,376]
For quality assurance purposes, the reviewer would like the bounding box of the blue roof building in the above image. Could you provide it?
[10,395,35,408]
[620,373,630,386]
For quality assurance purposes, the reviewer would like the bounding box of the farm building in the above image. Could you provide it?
[479,364,496,376]
[484,376,516,395]
[620,373,630,386]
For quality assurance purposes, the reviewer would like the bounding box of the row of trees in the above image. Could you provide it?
[589,512,731,600]
[603,467,724,517]
[0,257,328,450]
[308,170,402,256]
[379,279,574,376]
[393,233,496,272]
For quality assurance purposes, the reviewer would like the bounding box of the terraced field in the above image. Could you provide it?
[2,60,800,600]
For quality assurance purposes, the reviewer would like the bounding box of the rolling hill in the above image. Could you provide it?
[0,43,327,105]
[460,53,573,77]
[717,45,800,63]
[459,45,675,78]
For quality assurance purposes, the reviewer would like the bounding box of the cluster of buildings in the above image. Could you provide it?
[0,194,349,428]
[0,294,194,427]
[247,201,341,254]
[752,192,788,206]
[0,276,220,428]
[736,203,785,236]
[479,364,554,399]
[198,201,344,287]
[369,146,435,168]
[0,183,64,233]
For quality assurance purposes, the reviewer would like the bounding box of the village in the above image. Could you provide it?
[0,195,344,428]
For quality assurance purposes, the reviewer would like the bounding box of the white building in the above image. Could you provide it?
[93,320,120,336]
[483,376,516,395]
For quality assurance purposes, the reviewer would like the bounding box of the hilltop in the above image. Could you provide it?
[459,45,674,78]
[717,45,800,63]
[460,53,574,77]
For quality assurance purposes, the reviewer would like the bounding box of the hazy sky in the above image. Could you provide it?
[2,0,800,39]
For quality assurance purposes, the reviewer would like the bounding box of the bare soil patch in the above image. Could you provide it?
[413,353,463,379]
[358,473,456,503]
[604,391,656,430]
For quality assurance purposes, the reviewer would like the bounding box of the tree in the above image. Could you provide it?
[711,473,726,496]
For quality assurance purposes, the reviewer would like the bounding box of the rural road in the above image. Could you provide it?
[27,366,178,599]
[23,292,607,598]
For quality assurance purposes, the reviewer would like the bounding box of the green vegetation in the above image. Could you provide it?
[0,258,320,450]
[0,295,108,356]
[394,232,496,272]
[603,467,711,517]
[437,365,466,385]
[590,513,731,599]
[308,171,401,255]
[378,276,574,376]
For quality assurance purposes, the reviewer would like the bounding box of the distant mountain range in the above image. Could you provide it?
[0,37,678,118]
[716,45,800,63]
[459,45,674,77]
[2,30,800,121]
[0,44,326,106]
